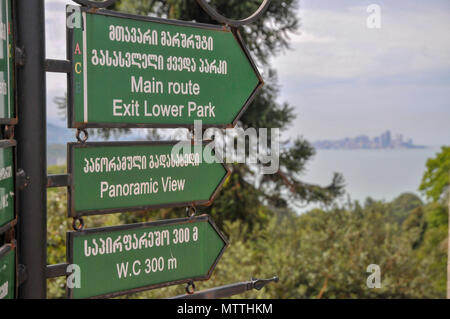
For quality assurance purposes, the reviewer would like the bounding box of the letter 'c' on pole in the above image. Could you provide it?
[195,0,271,27]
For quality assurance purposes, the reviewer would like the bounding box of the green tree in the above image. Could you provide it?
[389,192,423,224]
[113,0,344,229]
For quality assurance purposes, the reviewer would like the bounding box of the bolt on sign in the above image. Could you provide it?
[66,6,263,128]
[67,215,228,299]
[0,243,15,299]
[0,140,14,230]
[68,141,229,217]
[0,0,15,124]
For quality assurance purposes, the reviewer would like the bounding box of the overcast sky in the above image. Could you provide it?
[45,0,450,146]
[272,0,450,146]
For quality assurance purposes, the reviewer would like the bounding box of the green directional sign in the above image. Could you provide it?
[68,141,229,217]
[67,215,228,299]
[0,0,15,124]
[67,7,262,128]
[0,140,14,230]
[0,244,15,299]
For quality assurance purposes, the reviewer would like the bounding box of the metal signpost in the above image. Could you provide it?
[67,7,263,128]
[68,141,229,217]
[67,215,227,299]
[170,276,279,299]
[3,0,277,299]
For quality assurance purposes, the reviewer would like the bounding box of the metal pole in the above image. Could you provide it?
[16,0,47,298]
[447,171,450,299]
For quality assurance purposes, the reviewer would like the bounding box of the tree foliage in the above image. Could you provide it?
[53,94,132,140]
[419,146,450,202]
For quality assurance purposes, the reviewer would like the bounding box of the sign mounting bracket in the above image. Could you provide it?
[45,59,71,73]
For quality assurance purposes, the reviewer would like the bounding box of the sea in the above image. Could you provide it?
[296,146,444,213]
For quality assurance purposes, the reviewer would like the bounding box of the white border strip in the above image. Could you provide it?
[83,12,88,122]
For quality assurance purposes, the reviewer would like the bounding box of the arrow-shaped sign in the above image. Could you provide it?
[67,215,228,299]
[67,7,263,128]
[68,141,230,217]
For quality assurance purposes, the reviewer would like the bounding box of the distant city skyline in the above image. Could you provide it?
[312,130,425,150]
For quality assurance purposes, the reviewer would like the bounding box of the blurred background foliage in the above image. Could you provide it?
[47,145,449,298]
